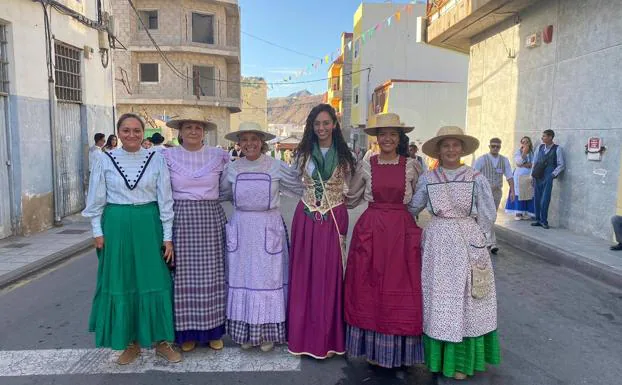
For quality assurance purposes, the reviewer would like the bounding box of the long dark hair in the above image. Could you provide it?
[397,131,409,157]
[104,134,117,149]
[296,104,355,174]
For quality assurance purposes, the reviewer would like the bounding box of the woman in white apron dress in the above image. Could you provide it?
[410,126,501,380]
[220,122,302,352]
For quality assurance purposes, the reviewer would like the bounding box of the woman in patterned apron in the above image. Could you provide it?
[345,113,424,368]
[220,122,302,352]
[287,104,356,359]
[163,118,229,353]
[410,126,501,380]
[82,113,181,365]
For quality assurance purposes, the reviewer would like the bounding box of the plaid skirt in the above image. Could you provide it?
[173,200,227,333]
[226,319,287,346]
[346,325,424,368]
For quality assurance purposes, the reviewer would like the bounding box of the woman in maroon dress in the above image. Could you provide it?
[287,104,355,359]
[345,113,424,368]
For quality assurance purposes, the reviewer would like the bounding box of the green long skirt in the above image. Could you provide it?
[89,203,174,350]
[423,331,501,377]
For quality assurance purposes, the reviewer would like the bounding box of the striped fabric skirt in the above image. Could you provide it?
[346,325,424,368]
[173,200,227,344]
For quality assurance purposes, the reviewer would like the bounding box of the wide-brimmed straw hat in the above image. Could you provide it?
[422,126,480,159]
[166,119,217,131]
[364,112,414,135]
[225,122,276,142]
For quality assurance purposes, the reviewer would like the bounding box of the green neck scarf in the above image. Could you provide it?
[311,142,338,201]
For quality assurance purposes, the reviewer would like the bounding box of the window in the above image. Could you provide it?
[192,66,215,96]
[0,25,8,94]
[54,42,82,103]
[354,39,360,59]
[192,13,215,44]
[139,63,159,83]
[138,10,158,30]
[353,86,359,105]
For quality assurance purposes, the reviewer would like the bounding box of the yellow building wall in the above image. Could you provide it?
[230,77,268,134]
[351,4,363,126]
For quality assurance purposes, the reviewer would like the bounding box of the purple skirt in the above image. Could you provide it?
[287,202,347,358]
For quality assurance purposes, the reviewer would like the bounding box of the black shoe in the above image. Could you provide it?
[531,222,542,227]
[542,224,550,229]
[611,243,622,251]
[490,247,499,255]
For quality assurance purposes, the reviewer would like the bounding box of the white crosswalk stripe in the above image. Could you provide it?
[0,346,301,376]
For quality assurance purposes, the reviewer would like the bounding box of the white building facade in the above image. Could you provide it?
[0,0,115,238]
[350,2,469,145]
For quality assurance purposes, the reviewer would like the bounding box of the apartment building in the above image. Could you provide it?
[111,0,241,146]
[326,32,354,146]
[0,0,115,238]
[349,2,469,147]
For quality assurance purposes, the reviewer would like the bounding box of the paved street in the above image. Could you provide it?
[1,196,621,385]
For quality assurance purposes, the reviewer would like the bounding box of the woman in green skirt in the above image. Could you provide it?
[83,113,181,365]
[410,126,501,380]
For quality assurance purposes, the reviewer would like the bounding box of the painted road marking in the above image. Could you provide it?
[0,346,301,376]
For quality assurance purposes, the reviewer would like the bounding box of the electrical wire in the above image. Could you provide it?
[241,31,321,60]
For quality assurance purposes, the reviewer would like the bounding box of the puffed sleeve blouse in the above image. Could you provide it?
[164,145,228,201]
[346,156,422,208]
[219,154,303,208]
[82,147,174,241]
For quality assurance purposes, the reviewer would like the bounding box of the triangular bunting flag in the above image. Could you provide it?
[347,41,352,50]
[387,16,392,26]
[325,55,329,63]
[396,11,401,21]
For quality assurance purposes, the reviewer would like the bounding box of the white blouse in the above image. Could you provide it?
[82,147,175,240]
[219,154,303,209]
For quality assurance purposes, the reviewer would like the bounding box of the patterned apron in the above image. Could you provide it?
[422,167,497,342]
[225,172,288,326]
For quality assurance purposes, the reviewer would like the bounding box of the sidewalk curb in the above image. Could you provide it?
[0,239,93,290]
[495,225,622,289]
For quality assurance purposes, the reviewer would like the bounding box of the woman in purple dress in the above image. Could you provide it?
[220,122,302,352]
[163,118,229,353]
[287,104,355,359]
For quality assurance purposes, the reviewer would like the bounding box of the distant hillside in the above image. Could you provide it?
[268,90,323,125]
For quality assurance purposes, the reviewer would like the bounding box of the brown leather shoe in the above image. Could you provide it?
[116,343,140,365]
[156,341,182,363]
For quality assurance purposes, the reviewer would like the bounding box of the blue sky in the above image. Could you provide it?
[238,0,413,98]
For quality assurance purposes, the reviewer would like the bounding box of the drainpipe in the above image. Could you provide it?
[48,77,63,226]
[40,1,63,226]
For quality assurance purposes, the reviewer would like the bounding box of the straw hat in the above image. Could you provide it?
[225,122,276,142]
[166,119,217,131]
[364,112,414,135]
[422,126,480,158]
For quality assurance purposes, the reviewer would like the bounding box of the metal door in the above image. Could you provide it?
[56,102,85,216]
[0,96,12,238]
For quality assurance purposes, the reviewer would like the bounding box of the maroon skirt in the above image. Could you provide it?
[287,201,347,358]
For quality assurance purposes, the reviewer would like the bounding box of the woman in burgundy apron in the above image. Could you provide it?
[220,122,302,352]
[345,113,424,368]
